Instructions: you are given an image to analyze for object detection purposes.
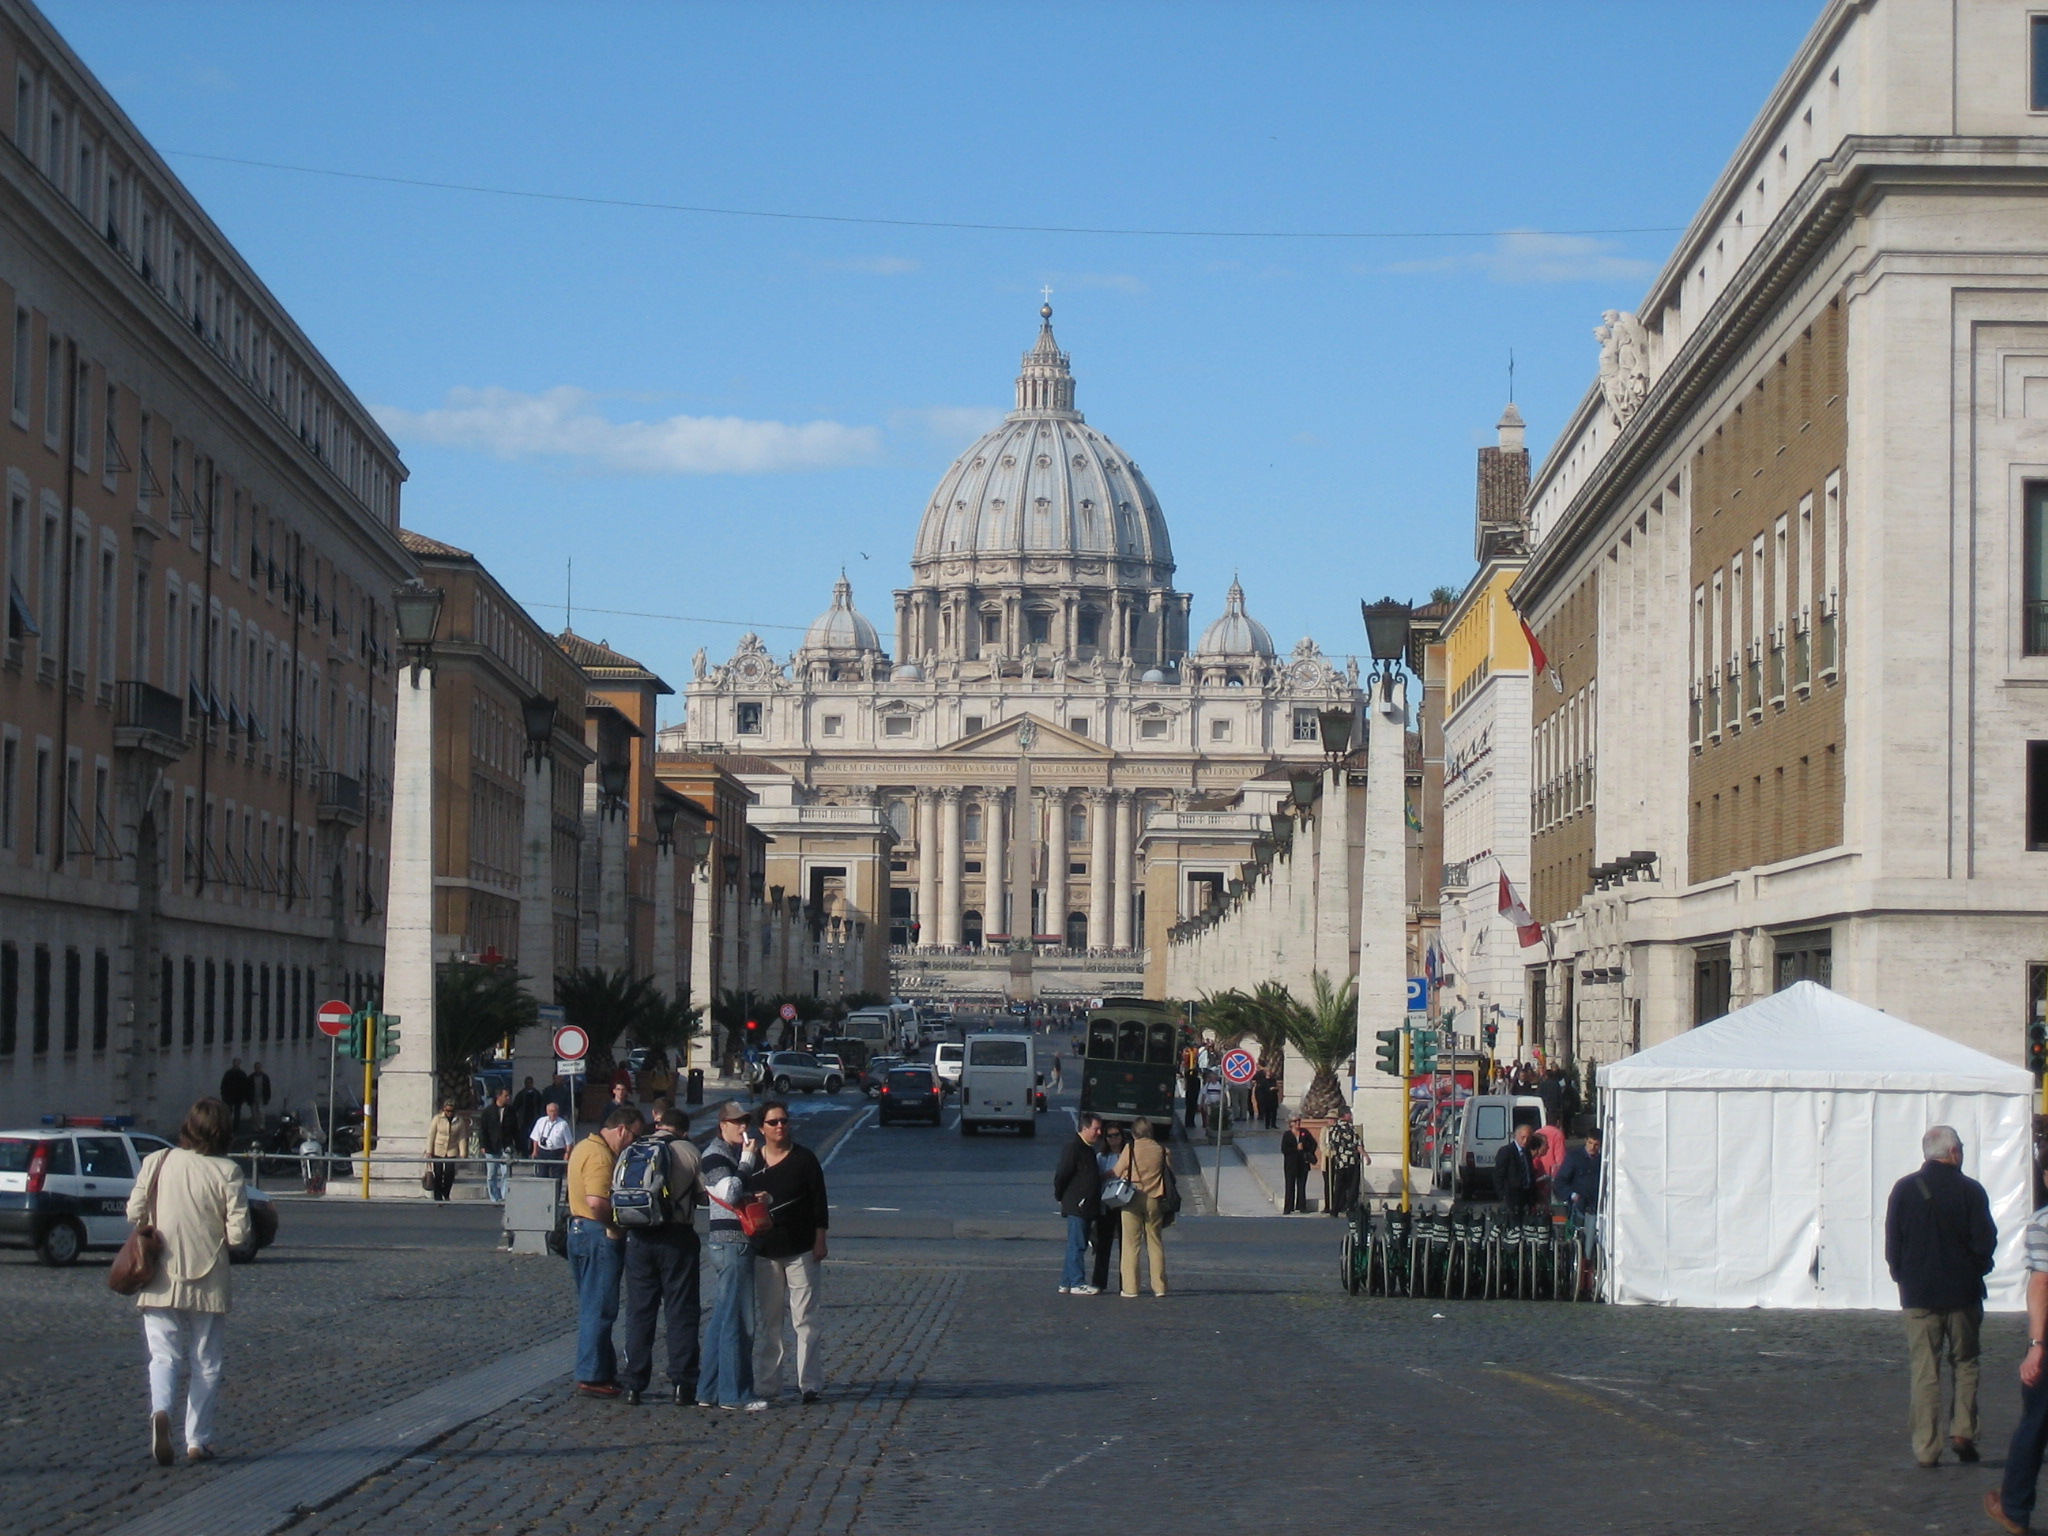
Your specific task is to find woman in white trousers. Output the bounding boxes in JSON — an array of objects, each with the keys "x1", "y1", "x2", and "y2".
[{"x1": 126, "y1": 1097, "x2": 251, "y2": 1465}]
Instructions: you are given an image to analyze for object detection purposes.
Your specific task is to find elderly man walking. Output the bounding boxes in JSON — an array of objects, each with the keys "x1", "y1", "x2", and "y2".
[{"x1": 1884, "y1": 1124, "x2": 1994, "y2": 1469}]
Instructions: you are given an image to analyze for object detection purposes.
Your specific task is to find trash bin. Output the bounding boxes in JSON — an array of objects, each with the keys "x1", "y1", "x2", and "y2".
[{"x1": 685, "y1": 1068, "x2": 705, "y2": 1106}]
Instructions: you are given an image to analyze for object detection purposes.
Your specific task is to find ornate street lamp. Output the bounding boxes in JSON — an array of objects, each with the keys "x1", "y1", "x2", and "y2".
[
  {"x1": 652, "y1": 797, "x2": 680, "y2": 853},
  {"x1": 1360, "y1": 596, "x2": 1414, "y2": 703},
  {"x1": 521, "y1": 693, "x2": 557, "y2": 767},
  {"x1": 392, "y1": 580, "x2": 445, "y2": 685},
  {"x1": 1317, "y1": 706, "x2": 1355, "y2": 760},
  {"x1": 1288, "y1": 771, "x2": 1321, "y2": 812},
  {"x1": 598, "y1": 758, "x2": 630, "y2": 818}
]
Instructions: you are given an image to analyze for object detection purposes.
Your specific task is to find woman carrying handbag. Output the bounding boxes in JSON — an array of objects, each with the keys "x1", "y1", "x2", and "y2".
[{"x1": 121, "y1": 1098, "x2": 251, "y2": 1466}]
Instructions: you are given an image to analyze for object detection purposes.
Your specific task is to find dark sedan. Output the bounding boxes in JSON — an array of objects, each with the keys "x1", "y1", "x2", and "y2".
[{"x1": 877, "y1": 1067, "x2": 944, "y2": 1125}]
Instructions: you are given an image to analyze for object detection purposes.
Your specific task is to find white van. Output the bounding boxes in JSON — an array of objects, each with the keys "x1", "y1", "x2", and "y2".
[
  {"x1": 1435, "y1": 1094, "x2": 1546, "y2": 1199},
  {"x1": 932, "y1": 1041, "x2": 965, "y2": 1090},
  {"x1": 959, "y1": 1034, "x2": 1036, "y2": 1136}
]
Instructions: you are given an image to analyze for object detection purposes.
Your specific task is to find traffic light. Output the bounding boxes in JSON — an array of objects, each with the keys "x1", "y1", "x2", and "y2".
[
  {"x1": 1483, "y1": 1020, "x2": 1500, "y2": 1054},
  {"x1": 2028, "y1": 1018, "x2": 2047, "y2": 1075},
  {"x1": 376, "y1": 1013, "x2": 402, "y2": 1062},
  {"x1": 1411, "y1": 1029, "x2": 1439, "y2": 1074},
  {"x1": 1374, "y1": 1027, "x2": 1403, "y2": 1078},
  {"x1": 338, "y1": 1010, "x2": 366, "y2": 1061}
]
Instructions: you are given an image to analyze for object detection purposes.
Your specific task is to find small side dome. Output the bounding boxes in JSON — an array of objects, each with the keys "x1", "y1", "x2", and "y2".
[
  {"x1": 1139, "y1": 666, "x2": 1168, "y2": 684},
  {"x1": 1195, "y1": 578, "x2": 1275, "y2": 657},
  {"x1": 802, "y1": 572, "x2": 882, "y2": 653},
  {"x1": 892, "y1": 661, "x2": 923, "y2": 681}
]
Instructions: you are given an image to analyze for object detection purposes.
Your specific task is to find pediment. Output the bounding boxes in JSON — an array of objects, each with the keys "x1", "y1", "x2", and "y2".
[{"x1": 939, "y1": 711, "x2": 1113, "y2": 759}]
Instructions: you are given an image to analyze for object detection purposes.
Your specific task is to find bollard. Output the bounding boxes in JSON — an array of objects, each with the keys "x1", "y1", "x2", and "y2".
[{"x1": 685, "y1": 1067, "x2": 704, "y2": 1106}]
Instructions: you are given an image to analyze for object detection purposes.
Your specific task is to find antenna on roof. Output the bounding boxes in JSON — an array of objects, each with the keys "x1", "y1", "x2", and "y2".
[
  {"x1": 565, "y1": 557, "x2": 573, "y2": 630},
  {"x1": 1507, "y1": 347, "x2": 1515, "y2": 404}
]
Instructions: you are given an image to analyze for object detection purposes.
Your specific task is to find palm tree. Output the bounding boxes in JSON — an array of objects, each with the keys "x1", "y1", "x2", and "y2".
[
  {"x1": 633, "y1": 990, "x2": 704, "y2": 1058},
  {"x1": 1281, "y1": 971, "x2": 1359, "y2": 1120},
  {"x1": 553, "y1": 967, "x2": 662, "y2": 1077},
  {"x1": 1200, "y1": 985, "x2": 1289, "y2": 1079},
  {"x1": 710, "y1": 988, "x2": 768, "y2": 1073},
  {"x1": 434, "y1": 961, "x2": 538, "y2": 1107}
]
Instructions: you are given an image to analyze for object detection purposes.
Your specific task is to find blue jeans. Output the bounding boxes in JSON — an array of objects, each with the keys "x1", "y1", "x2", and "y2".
[
  {"x1": 1062, "y1": 1215, "x2": 1091, "y2": 1288},
  {"x1": 484, "y1": 1153, "x2": 509, "y2": 1203},
  {"x1": 2002, "y1": 1366, "x2": 2048, "y2": 1529},
  {"x1": 567, "y1": 1219, "x2": 624, "y2": 1385},
  {"x1": 696, "y1": 1235, "x2": 757, "y2": 1406}
]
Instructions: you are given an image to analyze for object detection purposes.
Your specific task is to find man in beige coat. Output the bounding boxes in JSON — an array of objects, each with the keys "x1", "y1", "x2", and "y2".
[{"x1": 126, "y1": 1098, "x2": 251, "y2": 1465}]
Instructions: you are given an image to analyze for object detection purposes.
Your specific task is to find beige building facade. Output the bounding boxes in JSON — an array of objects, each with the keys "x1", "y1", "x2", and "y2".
[{"x1": 1512, "y1": 0, "x2": 2048, "y2": 1073}]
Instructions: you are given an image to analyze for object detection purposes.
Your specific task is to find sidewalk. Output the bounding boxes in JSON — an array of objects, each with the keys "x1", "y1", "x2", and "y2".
[{"x1": 1183, "y1": 1124, "x2": 1412, "y2": 1218}]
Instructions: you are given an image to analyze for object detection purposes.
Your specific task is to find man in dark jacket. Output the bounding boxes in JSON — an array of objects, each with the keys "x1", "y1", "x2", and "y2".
[
  {"x1": 1494, "y1": 1122, "x2": 1538, "y2": 1212},
  {"x1": 1884, "y1": 1124, "x2": 1996, "y2": 1468},
  {"x1": 1280, "y1": 1118, "x2": 1318, "y2": 1215},
  {"x1": 1553, "y1": 1128, "x2": 1602, "y2": 1210},
  {"x1": 479, "y1": 1089, "x2": 516, "y2": 1204},
  {"x1": 1054, "y1": 1114, "x2": 1103, "y2": 1294}
]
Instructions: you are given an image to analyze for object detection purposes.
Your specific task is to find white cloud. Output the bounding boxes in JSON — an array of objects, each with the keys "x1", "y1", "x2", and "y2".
[
  {"x1": 890, "y1": 405, "x2": 1008, "y2": 444},
  {"x1": 374, "y1": 386, "x2": 881, "y2": 475},
  {"x1": 1037, "y1": 271, "x2": 1149, "y2": 296},
  {"x1": 1376, "y1": 229, "x2": 1655, "y2": 286},
  {"x1": 809, "y1": 255, "x2": 922, "y2": 275}
]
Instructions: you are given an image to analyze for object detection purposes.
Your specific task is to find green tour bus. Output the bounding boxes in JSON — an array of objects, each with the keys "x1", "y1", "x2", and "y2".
[{"x1": 1079, "y1": 998, "x2": 1181, "y2": 1123}]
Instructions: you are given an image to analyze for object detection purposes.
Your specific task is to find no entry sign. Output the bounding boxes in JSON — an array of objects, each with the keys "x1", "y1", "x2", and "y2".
[
  {"x1": 553, "y1": 1024, "x2": 590, "y2": 1061},
  {"x1": 1221, "y1": 1048, "x2": 1257, "y2": 1085},
  {"x1": 316, "y1": 999, "x2": 353, "y2": 1039}
]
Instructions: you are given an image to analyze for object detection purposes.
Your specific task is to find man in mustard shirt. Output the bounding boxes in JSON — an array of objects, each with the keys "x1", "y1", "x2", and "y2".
[{"x1": 567, "y1": 1106, "x2": 644, "y2": 1397}]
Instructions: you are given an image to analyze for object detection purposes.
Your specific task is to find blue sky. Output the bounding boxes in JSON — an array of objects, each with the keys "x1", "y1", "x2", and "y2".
[{"x1": 45, "y1": 0, "x2": 1821, "y2": 727}]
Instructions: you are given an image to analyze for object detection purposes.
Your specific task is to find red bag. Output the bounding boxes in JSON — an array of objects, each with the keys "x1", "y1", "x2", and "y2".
[
  {"x1": 707, "y1": 1190, "x2": 773, "y2": 1238},
  {"x1": 108, "y1": 1150, "x2": 168, "y2": 1296}
]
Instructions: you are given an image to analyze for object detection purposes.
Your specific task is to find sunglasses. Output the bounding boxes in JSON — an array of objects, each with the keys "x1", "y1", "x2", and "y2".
[{"x1": 762, "y1": 1117, "x2": 791, "y2": 1127}]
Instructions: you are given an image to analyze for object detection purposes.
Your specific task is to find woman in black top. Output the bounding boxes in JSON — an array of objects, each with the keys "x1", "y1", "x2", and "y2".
[{"x1": 751, "y1": 1101, "x2": 831, "y2": 1403}]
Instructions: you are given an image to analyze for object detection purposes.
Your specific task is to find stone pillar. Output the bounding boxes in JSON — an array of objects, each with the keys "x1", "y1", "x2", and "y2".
[
  {"x1": 1087, "y1": 787, "x2": 1111, "y2": 952},
  {"x1": 1112, "y1": 789, "x2": 1136, "y2": 951},
  {"x1": 940, "y1": 786, "x2": 964, "y2": 947},
  {"x1": 915, "y1": 789, "x2": 939, "y2": 950},
  {"x1": 689, "y1": 854, "x2": 714, "y2": 1067},
  {"x1": 1355, "y1": 678, "x2": 1409, "y2": 1158},
  {"x1": 1312, "y1": 760, "x2": 1353, "y2": 982},
  {"x1": 378, "y1": 669, "x2": 437, "y2": 1192},
  {"x1": 652, "y1": 841, "x2": 677, "y2": 998},
  {"x1": 984, "y1": 788, "x2": 1007, "y2": 937},
  {"x1": 515, "y1": 751, "x2": 556, "y2": 1088},
  {"x1": 597, "y1": 796, "x2": 629, "y2": 974},
  {"x1": 1044, "y1": 788, "x2": 1068, "y2": 946}
]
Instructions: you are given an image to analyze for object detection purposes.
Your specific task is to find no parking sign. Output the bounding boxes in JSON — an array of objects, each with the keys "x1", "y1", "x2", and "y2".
[{"x1": 1221, "y1": 1048, "x2": 1257, "y2": 1085}]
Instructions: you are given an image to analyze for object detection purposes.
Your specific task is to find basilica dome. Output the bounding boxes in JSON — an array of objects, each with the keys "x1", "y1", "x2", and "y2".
[
  {"x1": 802, "y1": 573, "x2": 882, "y2": 653},
  {"x1": 910, "y1": 306, "x2": 1174, "y2": 589},
  {"x1": 1195, "y1": 579, "x2": 1275, "y2": 657}
]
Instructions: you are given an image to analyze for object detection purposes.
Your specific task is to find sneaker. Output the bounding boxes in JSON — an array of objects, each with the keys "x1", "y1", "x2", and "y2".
[
  {"x1": 740, "y1": 1399, "x2": 770, "y2": 1413},
  {"x1": 185, "y1": 1445, "x2": 215, "y2": 1463},
  {"x1": 1120, "y1": 1291, "x2": 1140, "y2": 1298},
  {"x1": 1070, "y1": 1284, "x2": 1100, "y2": 1296},
  {"x1": 149, "y1": 1410, "x2": 173, "y2": 1467},
  {"x1": 1056, "y1": 1285, "x2": 1070, "y2": 1293}
]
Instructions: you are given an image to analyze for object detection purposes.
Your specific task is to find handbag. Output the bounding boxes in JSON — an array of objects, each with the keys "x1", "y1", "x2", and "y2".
[
  {"x1": 1099, "y1": 1176, "x2": 1136, "y2": 1211},
  {"x1": 421, "y1": 1168, "x2": 435, "y2": 1191},
  {"x1": 108, "y1": 1149, "x2": 169, "y2": 1296},
  {"x1": 1157, "y1": 1161, "x2": 1183, "y2": 1230},
  {"x1": 708, "y1": 1190, "x2": 774, "y2": 1239}
]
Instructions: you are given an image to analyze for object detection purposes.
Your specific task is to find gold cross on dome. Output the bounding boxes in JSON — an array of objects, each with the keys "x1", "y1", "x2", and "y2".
[{"x1": 1040, "y1": 285, "x2": 1054, "y2": 305}]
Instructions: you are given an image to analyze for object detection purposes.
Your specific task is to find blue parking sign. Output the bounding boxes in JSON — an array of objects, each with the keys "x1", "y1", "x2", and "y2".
[{"x1": 1406, "y1": 977, "x2": 1427, "y2": 1011}]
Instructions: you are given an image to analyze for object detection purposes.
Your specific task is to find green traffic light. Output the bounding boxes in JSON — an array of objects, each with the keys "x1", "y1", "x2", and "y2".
[{"x1": 1373, "y1": 1027, "x2": 1402, "y2": 1078}]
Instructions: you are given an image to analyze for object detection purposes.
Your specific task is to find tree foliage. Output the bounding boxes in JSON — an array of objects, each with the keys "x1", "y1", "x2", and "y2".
[
  {"x1": 554, "y1": 968, "x2": 666, "y2": 1075},
  {"x1": 1281, "y1": 971, "x2": 1361, "y2": 1120},
  {"x1": 434, "y1": 961, "x2": 538, "y2": 1106}
]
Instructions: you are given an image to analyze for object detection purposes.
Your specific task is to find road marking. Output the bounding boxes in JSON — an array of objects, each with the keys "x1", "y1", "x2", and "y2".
[
  {"x1": 1486, "y1": 1369, "x2": 1702, "y2": 1454},
  {"x1": 1031, "y1": 1435, "x2": 1124, "y2": 1489},
  {"x1": 821, "y1": 1105, "x2": 876, "y2": 1168}
]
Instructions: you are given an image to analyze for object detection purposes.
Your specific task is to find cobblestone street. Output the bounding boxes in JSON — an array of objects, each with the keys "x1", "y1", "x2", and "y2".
[{"x1": 2, "y1": 1193, "x2": 2039, "y2": 1536}]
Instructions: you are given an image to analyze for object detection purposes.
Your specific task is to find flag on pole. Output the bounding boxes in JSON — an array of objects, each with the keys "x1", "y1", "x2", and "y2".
[
  {"x1": 1517, "y1": 612, "x2": 1565, "y2": 695},
  {"x1": 1497, "y1": 869, "x2": 1545, "y2": 948}
]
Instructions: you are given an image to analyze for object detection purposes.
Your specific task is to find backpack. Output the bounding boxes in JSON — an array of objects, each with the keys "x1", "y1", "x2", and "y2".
[
  {"x1": 610, "y1": 1135, "x2": 674, "y2": 1228},
  {"x1": 1157, "y1": 1159, "x2": 1182, "y2": 1229}
]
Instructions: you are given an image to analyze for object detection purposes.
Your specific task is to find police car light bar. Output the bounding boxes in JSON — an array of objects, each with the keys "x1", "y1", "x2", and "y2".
[{"x1": 39, "y1": 1113, "x2": 138, "y2": 1128}]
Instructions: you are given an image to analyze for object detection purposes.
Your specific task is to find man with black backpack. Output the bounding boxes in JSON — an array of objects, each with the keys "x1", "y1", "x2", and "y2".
[{"x1": 613, "y1": 1107, "x2": 705, "y2": 1407}]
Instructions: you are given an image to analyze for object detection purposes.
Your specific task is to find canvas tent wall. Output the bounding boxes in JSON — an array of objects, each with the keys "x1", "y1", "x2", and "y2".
[{"x1": 1601, "y1": 981, "x2": 2033, "y2": 1310}]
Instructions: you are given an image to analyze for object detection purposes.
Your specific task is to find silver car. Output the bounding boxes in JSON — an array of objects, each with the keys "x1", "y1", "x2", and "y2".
[{"x1": 763, "y1": 1051, "x2": 844, "y2": 1095}]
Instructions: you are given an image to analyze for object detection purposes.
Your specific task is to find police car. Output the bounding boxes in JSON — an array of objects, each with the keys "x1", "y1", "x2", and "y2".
[{"x1": 0, "y1": 1116, "x2": 278, "y2": 1267}]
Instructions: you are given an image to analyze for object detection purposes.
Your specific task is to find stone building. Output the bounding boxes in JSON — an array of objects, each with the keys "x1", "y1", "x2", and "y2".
[
  {"x1": 1511, "y1": 0, "x2": 2048, "y2": 1073},
  {"x1": 676, "y1": 305, "x2": 1359, "y2": 1001},
  {"x1": 1436, "y1": 406, "x2": 1537, "y2": 1054},
  {"x1": 0, "y1": 3, "x2": 411, "y2": 1128}
]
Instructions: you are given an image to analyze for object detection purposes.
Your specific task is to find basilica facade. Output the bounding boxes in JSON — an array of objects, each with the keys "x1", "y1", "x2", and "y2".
[{"x1": 672, "y1": 307, "x2": 1361, "y2": 998}]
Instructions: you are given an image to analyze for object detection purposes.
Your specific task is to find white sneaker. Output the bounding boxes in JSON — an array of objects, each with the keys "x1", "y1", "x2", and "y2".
[
  {"x1": 740, "y1": 1399, "x2": 770, "y2": 1412},
  {"x1": 1070, "y1": 1284, "x2": 1100, "y2": 1296},
  {"x1": 1056, "y1": 1285, "x2": 1071, "y2": 1293}
]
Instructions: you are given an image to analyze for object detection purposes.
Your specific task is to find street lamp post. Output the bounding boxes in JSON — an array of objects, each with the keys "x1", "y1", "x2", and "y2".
[
  {"x1": 1355, "y1": 596, "x2": 1412, "y2": 1181},
  {"x1": 380, "y1": 579, "x2": 445, "y2": 1196},
  {"x1": 515, "y1": 693, "x2": 560, "y2": 1095}
]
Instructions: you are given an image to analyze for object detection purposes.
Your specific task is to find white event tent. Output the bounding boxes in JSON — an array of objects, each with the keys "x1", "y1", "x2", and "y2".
[{"x1": 1602, "y1": 981, "x2": 2033, "y2": 1310}]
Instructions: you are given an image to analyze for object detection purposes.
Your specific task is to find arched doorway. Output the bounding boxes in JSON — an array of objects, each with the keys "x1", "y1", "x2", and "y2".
[
  {"x1": 1065, "y1": 911, "x2": 1087, "y2": 950},
  {"x1": 963, "y1": 910, "x2": 983, "y2": 948}
]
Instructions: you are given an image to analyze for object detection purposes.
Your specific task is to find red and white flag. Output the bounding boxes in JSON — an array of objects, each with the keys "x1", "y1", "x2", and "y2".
[
  {"x1": 1518, "y1": 612, "x2": 1565, "y2": 695},
  {"x1": 1497, "y1": 869, "x2": 1545, "y2": 949}
]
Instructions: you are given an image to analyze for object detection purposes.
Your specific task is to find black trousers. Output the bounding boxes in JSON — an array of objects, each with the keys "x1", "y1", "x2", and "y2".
[
  {"x1": 1283, "y1": 1163, "x2": 1309, "y2": 1213},
  {"x1": 429, "y1": 1163, "x2": 456, "y2": 1200},
  {"x1": 1089, "y1": 1210, "x2": 1119, "y2": 1291},
  {"x1": 1329, "y1": 1164, "x2": 1360, "y2": 1215},
  {"x1": 619, "y1": 1225, "x2": 702, "y2": 1392}
]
